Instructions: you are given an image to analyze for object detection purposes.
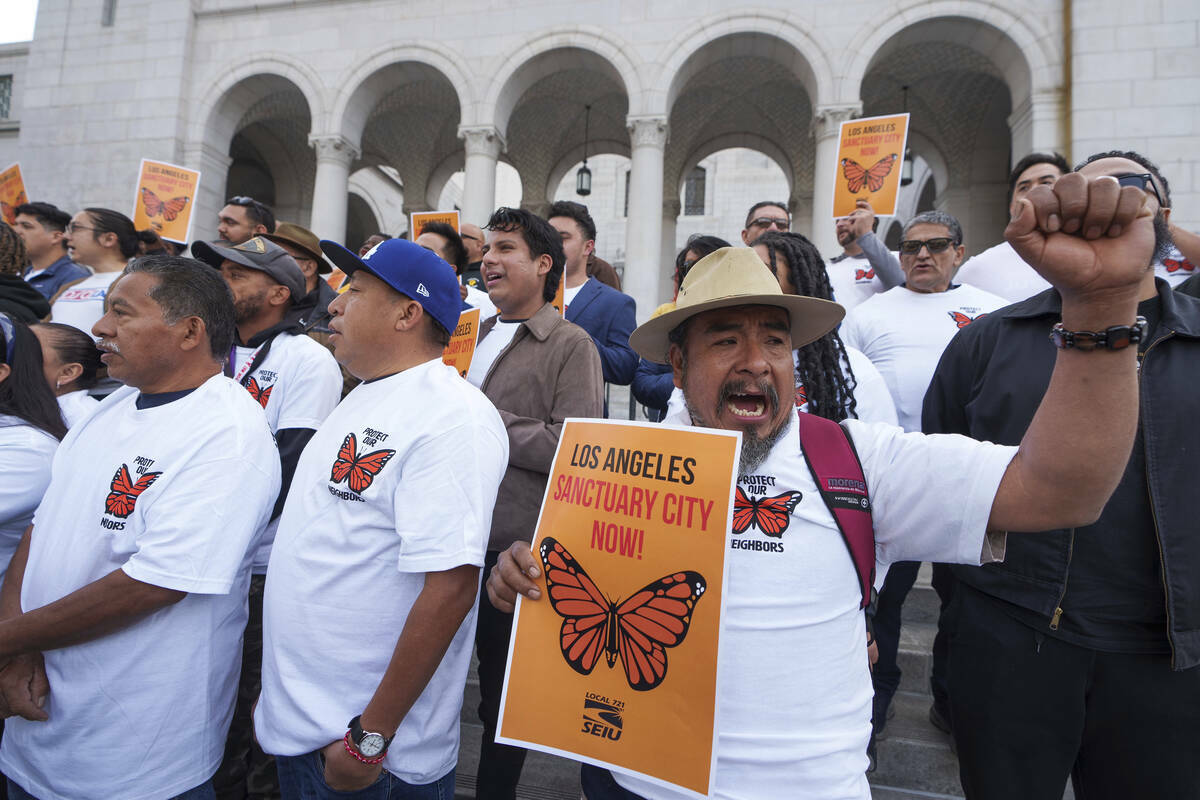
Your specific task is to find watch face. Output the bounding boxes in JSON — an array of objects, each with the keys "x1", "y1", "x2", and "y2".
[{"x1": 358, "y1": 732, "x2": 386, "y2": 758}]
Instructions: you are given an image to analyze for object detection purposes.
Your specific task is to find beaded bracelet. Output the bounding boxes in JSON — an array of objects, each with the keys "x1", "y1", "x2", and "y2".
[{"x1": 343, "y1": 731, "x2": 386, "y2": 765}]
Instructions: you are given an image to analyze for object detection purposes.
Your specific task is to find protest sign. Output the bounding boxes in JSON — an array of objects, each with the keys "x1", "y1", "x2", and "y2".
[
  {"x1": 410, "y1": 209, "x2": 460, "y2": 237},
  {"x1": 131, "y1": 158, "x2": 201, "y2": 244},
  {"x1": 831, "y1": 113, "x2": 909, "y2": 218},
  {"x1": 498, "y1": 419, "x2": 740, "y2": 796},
  {"x1": 552, "y1": 277, "x2": 565, "y2": 317},
  {"x1": 442, "y1": 306, "x2": 480, "y2": 377},
  {"x1": 0, "y1": 163, "x2": 28, "y2": 225}
]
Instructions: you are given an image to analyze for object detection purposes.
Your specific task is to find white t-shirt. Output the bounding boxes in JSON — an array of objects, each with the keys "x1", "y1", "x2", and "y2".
[
  {"x1": 466, "y1": 318, "x2": 522, "y2": 388},
  {"x1": 256, "y1": 358, "x2": 508, "y2": 784},
  {"x1": 0, "y1": 418, "x2": 57, "y2": 581},
  {"x1": 465, "y1": 284, "x2": 497, "y2": 320},
  {"x1": 1154, "y1": 243, "x2": 1197, "y2": 287},
  {"x1": 49, "y1": 270, "x2": 123, "y2": 339},
  {"x1": 231, "y1": 331, "x2": 343, "y2": 571},
  {"x1": 826, "y1": 254, "x2": 889, "y2": 313},
  {"x1": 841, "y1": 285, "x2": 1007, "y2": 432},
  {"x1": 0, "y1": 376, "x2": 280, "y2": 800},
  {"x1": 954, "y1": 241, "x2": 1052, "y2": 303},
  {"x1": 57, "y1": 389, "x2": 99, "y2": 429},
  {"x1": 563, "y1": 282, "x2": 586, "y2": 314},
  {"x1": 619, "y1": 409, "x2": 1013, "y2": 800}
]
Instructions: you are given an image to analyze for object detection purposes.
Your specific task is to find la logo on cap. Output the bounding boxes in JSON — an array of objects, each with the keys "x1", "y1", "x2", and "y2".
[
  {"x1": 236, "y1": 238, "x2": 268, "y2": 254},
  {"x1": 417, "y1": 283, "x2": 430, "y2": 298}
]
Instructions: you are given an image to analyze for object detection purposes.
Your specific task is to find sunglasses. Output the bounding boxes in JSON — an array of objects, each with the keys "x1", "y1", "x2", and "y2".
[
  {"x1": 0, "y1": 313, "x2": 15, "y2": 366},
  {"x1": 1115, "y1": 173, "x2": 1165, "y2": 208},
  {"x1": 748, "y1": 217, "x2": 790, "y2": 231},
  {"x1": 226, "y1": 196, "x2": 269, "y2": 212},
  {"x1": 899, "y1": 237, "x2": 956, "y2": 255}
]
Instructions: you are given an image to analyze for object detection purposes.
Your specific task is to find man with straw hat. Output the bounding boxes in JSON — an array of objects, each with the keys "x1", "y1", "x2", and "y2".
[{"x1": 486, "y1": 173, "x2": 1157, "y2": 799}]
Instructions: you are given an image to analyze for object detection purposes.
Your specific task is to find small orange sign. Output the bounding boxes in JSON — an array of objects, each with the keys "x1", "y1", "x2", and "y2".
[
  {"x1": 831, "y1": 113, "x2": 910, "y2": 218},
  {"x1": 442, "y1": 306, "x2": 480, "y2": 378},
  {"x1": 497, "y1": 419, "x2": 740, "y2": 796},
  {"x1": 0, "y1": 163, "x2": 28, "y2": 225},
  {"x1": 131, "y1": 158, "x2": 201, "y2": 244},
  {"x1": 410, "y1": 210, "x2": 460, "y2": 238},
  {"x1": 552, "y1": 277, "x2": 565, "y2": 317}
]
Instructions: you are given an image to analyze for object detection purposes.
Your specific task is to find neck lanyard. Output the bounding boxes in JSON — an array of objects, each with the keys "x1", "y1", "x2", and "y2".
[{"x1": 226, "y1": 342, "x2": 266, "y2": 385}]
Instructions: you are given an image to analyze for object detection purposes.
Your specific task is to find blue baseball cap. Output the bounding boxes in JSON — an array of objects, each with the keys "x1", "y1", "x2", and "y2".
[{"x1": 320, "y1": 238, "x2": 462, "y2": 335}]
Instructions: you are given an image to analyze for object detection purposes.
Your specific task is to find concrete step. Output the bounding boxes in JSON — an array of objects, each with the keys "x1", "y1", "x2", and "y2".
[
  {"x1": 869, "y1": 692, "x2": 962, "y2": 796},
  {"x1": 455, "y1": 719, "x2": 581, "y2": 800}
]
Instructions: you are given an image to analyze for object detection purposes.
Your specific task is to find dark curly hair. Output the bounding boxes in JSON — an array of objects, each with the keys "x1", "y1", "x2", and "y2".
[{"x1": 751, "y1": 231, "x2": 858, "y2": 422}]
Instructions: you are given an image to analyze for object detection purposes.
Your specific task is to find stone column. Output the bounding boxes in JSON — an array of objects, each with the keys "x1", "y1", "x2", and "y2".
[
  {"x1": 660, "y1": 198, "x2": 681, "y2": 303},
  {"x1": 624, "y1": 116, "x2": 669, "y2": 324},
  {"x1": 810, "y1": 105, "x2": 861, "y2": 258},
  {"x1": 459, "y1": 126, "x2": 505, "y2": 226},
  {"x1": 183, "y1": 142, "x2": 232, "y2": 242},
  {"x1": 1008, "y1": 90, "x2": 1065, "y2": 164},
  {"x1": 308, "y1": 134, "x2": 360, "y2": 245}
]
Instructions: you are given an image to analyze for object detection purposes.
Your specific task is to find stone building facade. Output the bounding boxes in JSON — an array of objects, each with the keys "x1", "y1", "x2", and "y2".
[{"x1": 0, "y1": 0, "x2": 1196, "y2": 320}]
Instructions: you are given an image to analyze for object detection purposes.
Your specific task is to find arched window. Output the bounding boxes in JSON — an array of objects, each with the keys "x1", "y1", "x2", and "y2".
[{"x1": 683, "y1": 166, "x2": 706, "y2": 216}]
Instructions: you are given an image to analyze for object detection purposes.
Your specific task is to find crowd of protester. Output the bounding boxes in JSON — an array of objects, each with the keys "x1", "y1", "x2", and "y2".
[{"x1": 0, "y1": 146, "x2": 1195, "y2": 800}]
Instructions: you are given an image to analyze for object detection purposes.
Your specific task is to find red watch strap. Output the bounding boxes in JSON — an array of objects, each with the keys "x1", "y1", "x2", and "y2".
[{"x1": 343, "y1": 731, "x2": 386, "y2": 765}]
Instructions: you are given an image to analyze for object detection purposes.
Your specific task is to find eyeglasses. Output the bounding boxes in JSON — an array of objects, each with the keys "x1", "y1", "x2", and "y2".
[
  {"x1": 65, "y1": 222, "x2": 97, "y2": 235},
  {"x1": 0, "y1": 313, "x2": 15, "y2": 366},
  {"x1": 748, "y1": 217, "x2": 790, "y2": 231},
  {"x1": 1115, "y1": 173, "x2": 1165, "y2": 208},
  {"x1": 899, "y1": 237, "x2": 956, "y2": 256}
]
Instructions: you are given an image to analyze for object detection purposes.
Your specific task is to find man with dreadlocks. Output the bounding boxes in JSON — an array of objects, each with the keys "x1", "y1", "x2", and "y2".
[{"x1": 750, "y1": 231, "x2": 896, "y2": 426}]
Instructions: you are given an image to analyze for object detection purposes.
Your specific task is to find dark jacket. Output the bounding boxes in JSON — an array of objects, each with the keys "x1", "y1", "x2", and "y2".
[
  {"x1": 565, "y1": 277, "x2": 638, "y2": 385},
  {"x1": 25, "y1": 255, "x2": 90, "y2": 300},
  {"x1": 632, "y1": 358, "x2": 673, "y2": 421},
  {"x1": 478, "y1": 303, "x2": 604, "y2": 552},
  {"x1": 923, "y1": 280, "x2": 1200, "y2": 669},
  {"x1": 285, "y1": 280, "x2": 357, "y2": 397},
  {"x1": 0, "y1": 274, "x2": 51, "y2": 322}
]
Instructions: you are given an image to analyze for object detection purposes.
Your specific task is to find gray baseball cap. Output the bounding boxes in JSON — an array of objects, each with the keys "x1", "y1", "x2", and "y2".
[{"x1": 191, "y1": 236, "x2": 307, "y2": 302}]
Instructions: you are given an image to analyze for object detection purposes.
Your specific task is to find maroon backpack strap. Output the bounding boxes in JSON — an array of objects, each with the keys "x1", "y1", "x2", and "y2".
[{"x1": 796, "y1": 411, "x2": 876, "y2": 609}]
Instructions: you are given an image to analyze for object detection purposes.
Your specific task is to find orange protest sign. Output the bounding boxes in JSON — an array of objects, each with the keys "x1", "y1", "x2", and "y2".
[
  {"x1": 442, "y1": 306, "x2": 480, "y2": 378},
  {"x1": 498, "y1": 419, "x2": 740, "y2": 796},
  {"x1": 831, "y1": 113, "x2": 910, "y2": 218},
  {"x1": 552, "y1": 277, "x2": 565, "y2": 317},
  {"x1": 131, "y1": 158, "x2": 201, "y2": 244},
  {"x1": 0, "y1": 163, "x2": 28, "y2": 225},
  {"x1": 410, "y1": 210, "x2": 460, "y2": 237}
]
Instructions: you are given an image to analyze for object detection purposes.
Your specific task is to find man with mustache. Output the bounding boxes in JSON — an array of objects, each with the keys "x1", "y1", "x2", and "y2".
[
  {"x1": 924, "y1": 150, "x2": 1200, "y2": 800},
  {"x1": 488, "y1": 171, "x2": 1156, "y2": 800}
]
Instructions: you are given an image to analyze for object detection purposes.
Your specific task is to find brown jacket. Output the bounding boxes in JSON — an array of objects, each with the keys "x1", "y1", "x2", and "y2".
[{"x1": 478, "y1": 302, "x2": 603, "y2": 551}]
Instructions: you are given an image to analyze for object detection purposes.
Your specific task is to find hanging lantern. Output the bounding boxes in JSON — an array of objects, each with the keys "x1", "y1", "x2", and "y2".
[{"x1": 576, "y1": 104, "x2": 593, "y2": 197}]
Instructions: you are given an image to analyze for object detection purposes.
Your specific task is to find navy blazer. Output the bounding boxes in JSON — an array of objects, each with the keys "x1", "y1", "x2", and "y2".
[{"x1": 565, "y1": 277, "x2": 638, "y2": 385}]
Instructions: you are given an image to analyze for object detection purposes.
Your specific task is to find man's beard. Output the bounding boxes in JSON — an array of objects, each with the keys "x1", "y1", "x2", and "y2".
[
  {"x1": 685, "y1": 377, "x2": 789, "y2": 474},
  {"x1": 233, "y1": 290, "x2": 268, "y2": 327},
  {"x1": 1153, "y1": 209, "x2": 1172, "y2": 262}
]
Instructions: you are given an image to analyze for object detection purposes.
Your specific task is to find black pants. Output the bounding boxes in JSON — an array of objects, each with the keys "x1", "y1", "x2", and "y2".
[
  {"x1": 214, "y1": 574, "x2": 279, "y2": 800},
  {"x1": 870, "y1": 560, "x2": 919, "y2": 711},
  {"x1": 948, "y1": 584, "x2": 1200, "y2": 800},
  {"x1": 474, "y1": 550, "x2": 528, "y2": 800}
]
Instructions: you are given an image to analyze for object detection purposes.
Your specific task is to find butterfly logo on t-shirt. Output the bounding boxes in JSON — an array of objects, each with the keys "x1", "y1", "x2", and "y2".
[
  {"x1": 330, "y1": 432, "x2": 396, "y2": 494},
  {"x1": 105, "y1": 463, "x2": 162, "y2": 518},
  {"x1": 245, "y1": 376, "x2": 274, "y2": 409},
  {"x1": 795, "y1": 384, "x2": 809, "y2": 408},
  {"x1": 1164, "y1": 257, "x2": 1195, "y2": 273},
  {"x1": 732, "y1": 487, "x2": 803, "y2": 538},
  {"x1": 855, "y1": 268, "x2": 876, "y2": 281},
  {"x1": 948, "y1": 311, "x2": 987, "y2": 329},
  {"x1": 539, "y1": 536, "x2": 706, "y2": 691}
]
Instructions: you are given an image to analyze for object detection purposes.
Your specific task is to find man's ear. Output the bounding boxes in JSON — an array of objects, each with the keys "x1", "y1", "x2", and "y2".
[
  {"x1": 392, "y1": 298, "x2": 424, "y2": 333},
  {"x1": 952, "y1": 245, "x2": 966, "y2": 268},
  {"x1": 269, "y1": 284, "x2": 291, "y2": 309},
  {"x1": 668, "y1": 344, "x2": 685, "y2": 389},
  {"x1": 97, "y1": 231, "x2": 119, "y2": 251},
  {"x1": 176, "y1": 316, "x2": 207, "y2": 353},
  {"x1": 535, "y1": 252, "x2": 553, "y2": 278},
  {"x1": 253, "y1": 224, "x2": 269, "y2": 236},
  {"x1": 584, "y1": 239, "x2": 596, "y2": 258}
]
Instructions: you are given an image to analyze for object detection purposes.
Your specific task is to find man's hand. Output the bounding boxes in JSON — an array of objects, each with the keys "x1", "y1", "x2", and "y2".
[
  {"x1": 1007, "y1": 173, "x2": 1154, "y2": 300},
  {"x1": 485, "y1": 542, "x2": 542, "y2": 613},
  {"x1": 0, "y1": 653, "x2": 48, "y2": 721},
  {"x1": 321, "y1": 738, "x2": 382, "y2": 791},
  {"x1": 845, "y1": 199, "x2": 877, "y2": 241}
]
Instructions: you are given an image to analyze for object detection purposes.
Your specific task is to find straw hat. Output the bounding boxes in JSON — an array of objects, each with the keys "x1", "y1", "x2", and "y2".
[{"x1": 629, "y1": 247, "x2": 845, "y2": 364}]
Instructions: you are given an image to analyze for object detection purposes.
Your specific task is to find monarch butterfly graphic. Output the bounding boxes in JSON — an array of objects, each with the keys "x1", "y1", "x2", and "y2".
[
  {"x1": 539, "y1": 537, "x2": 706, "y2": 692},
  {"x1": 245, "y1": 376, "x2": 273, "y2": 409},
  {"x1": 841, "y1": 154, "x2": 898, "y2": 194},
  {"x1": 330, "y1": 432, "x2": 396, "y2": 494},
  {"x1": 1163, "y1": 257, "x2": 1195, "y2": 273},
  {"x1": 105, "y1": 463, "x2": 162, "y2": 518},
  {"x1": 855, "y1": 268, "x2": 876, "y2": 281},
  {"x1": 1, "y1": 191, "x2": 27, "y2": 225},
  {"x1": 140, "y1": 187, "x2": 189, "y2": 222},
  {"x1": 732, "y1": 486, "x2": 803, "y2": 537},
  {"x1": 948, "y1": 311, "x2": 986, "y2": 329},
  {"x1": 795, "y1": 384, "x2": 809, "y2": 408}
]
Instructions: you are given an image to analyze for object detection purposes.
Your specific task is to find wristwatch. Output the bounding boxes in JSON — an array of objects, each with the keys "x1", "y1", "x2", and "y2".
[
  {"x1": 347, "y1": 714, "x2": 393, "y2": 759},
  {"x1": 1049, "y1": 316, "x2": 1148, "y2": 351}
]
